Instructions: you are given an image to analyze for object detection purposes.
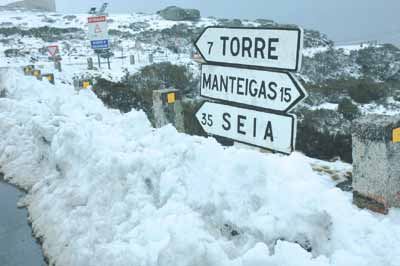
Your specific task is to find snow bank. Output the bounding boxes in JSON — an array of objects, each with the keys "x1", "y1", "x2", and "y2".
[{"x1": 0, "y1": 69, "x2": 399, "y2": 266}]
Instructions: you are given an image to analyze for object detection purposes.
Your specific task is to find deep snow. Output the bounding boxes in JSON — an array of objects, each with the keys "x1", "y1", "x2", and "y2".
[{"x1": 0, "y1": 69, "x2": 399, "y2": 266}]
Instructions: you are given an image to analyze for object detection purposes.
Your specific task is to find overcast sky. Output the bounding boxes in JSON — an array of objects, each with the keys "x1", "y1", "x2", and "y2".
[{"x1": 56, "y1": 0, "x2": 400, "y2": 45}]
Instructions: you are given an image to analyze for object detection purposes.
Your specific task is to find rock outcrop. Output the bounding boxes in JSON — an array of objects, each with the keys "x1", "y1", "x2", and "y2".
[
  {"x1": 157, "y1": 6, "x2": 200, "y2": 21},
  {"x1": 1, "y1": 0, "x2": 56, "y2": 12}
]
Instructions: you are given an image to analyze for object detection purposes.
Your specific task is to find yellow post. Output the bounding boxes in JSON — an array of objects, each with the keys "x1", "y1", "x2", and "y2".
[
  {"x1": 33, "y1": 70, "x2": 42, "y2": 80},
  {"x1": 42, "y1": 74, "x2": 55, "y2": 84},
  {"x1": 167, "y1": 92, "x2": 176, "y2": 104},
  {"x1": 23, "y1": 65, "x2": 34, "y2": 75},
  {"x1": 393, "y1": 128, "x2": 400, "y2": 143},
  {"x1": 82, "y1": 81, "x2": 90, "y2": 89}
]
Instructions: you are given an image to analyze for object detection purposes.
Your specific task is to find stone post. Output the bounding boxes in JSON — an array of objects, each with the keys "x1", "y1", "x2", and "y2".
[
  {"x1": 352, "y1": 114, "x2": 400, "y2": 214},
  {"x1": 54, "y1": 60, "x2": 62, "y2": 72},
  {"x1": 152, "y1": 88, "x2": 184, "y2": 132},
  {"x1": 87, "y1": 57, "x2": 94, "y2": 70},
  {"x1": 130, "y1": 55, "x2": 135, "y2": 65}
]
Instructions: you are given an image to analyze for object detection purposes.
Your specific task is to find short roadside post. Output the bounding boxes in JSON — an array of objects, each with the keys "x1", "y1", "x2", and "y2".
[
  {"x1": 153, "y1": 88, "x2": 184, "y2": 132},
  {"x1": 194, "y1": 26, "x2": 306, "y2": 154},
  {"x1": 352, "y1": 115, "x2": 400, "y2": 214},
  {"x1": 41, "y1": 73, "x2": 55, "y2": 84},
  {"x1": 87, "y1": 57, "x2": 94, "y2": 70},
  {"x1": 23, "y1": 65, "x2": 35, "y2": 75},
  {"x1": 48, "y1": 45, "x2": 62, "y2": 72},
  {"x1": 33, "y1": 69, "x2": 42, "y2": 80}
]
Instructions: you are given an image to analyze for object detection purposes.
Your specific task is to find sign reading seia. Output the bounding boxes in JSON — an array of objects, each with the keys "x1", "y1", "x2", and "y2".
[
  {"x1": 195, "y1": 26, "x2": 303, "y2": 71},
  {"x1": 196, "y1": 102, "x2": 296, "y2": 154}
]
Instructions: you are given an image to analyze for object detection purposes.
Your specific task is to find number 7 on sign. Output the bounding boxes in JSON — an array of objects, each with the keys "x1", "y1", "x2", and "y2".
[{"x1": 207, "y1": 42, "x2": 213, "y2": 54}]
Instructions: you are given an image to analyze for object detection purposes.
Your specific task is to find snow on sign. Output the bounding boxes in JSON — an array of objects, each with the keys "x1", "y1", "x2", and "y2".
[
  {"x1": 196, "y1": 101, "x2": 296, "y2": 154},
  {"x1": 88, "y1": 15, "x2": 109, "y2": 49},
  {"x1": 201, "y1": 64, "x2": 307, "y2": 112},
  {"x1": 195, "y1": 26, "x2": 303, "y2": 71}
]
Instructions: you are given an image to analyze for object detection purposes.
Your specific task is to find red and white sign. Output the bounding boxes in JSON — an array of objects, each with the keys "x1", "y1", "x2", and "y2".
[
  {"x1": 88, "y1": 16, "x2": 106, "y2": 23},
  {"x1": 48, "y1": 45, "x2": 59, "y2": 57},
  {"x1": 88, "y1": 15, "x2": 109, "y2": 41}
]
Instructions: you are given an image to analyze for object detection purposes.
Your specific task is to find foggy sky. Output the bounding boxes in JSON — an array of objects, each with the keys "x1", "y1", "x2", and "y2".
[{"x1": 56, "y1": 0, "x2": 400, "y2": 45}]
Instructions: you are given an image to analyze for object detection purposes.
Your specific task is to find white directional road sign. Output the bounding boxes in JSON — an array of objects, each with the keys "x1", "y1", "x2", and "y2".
[
  {"x1": 195, "y1": 26, "x2": 303, "y2": 71},
  {"x1": 196, "y1": 101, "x2": 296, "y2": 154},
  {"x1": 201, "y1": 64, "x2": 307, "y2": 112}
]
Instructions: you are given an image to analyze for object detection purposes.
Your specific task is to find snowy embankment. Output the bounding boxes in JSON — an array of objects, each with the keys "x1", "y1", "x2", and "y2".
[{"x1": 0, "y1": 69, "x2": 399, "y2": 266}]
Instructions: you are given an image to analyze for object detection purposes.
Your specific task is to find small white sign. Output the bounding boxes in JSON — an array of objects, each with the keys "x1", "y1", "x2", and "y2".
[
  {"x1": 88, "y1": 16, "x2": 109, "y2": 42},
  {"x1": 195, "y1": 26, "x2": 303, "y2": 71},
  {"x1": 196, "y1": 101, "x2": 296, "y2": 154},
  {"x1": 201, "y1": 64, "x2": 307, "y2": 112},
  {"x1": 47, "y1": 45, "x2": 59, "y2": 57}
]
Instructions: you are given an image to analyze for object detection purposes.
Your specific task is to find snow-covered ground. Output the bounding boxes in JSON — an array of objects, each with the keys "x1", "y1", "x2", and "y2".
[
  {"x1": 0, "y1": 69, "x2": 399, "y2": 266},
  {"x1": 0, "y1": 10, "x2": 205, "y2": 83}
]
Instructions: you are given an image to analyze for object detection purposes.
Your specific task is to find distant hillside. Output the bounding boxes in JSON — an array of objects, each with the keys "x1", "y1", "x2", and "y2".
[{"x1": 0, "y1": 0, "x2": 56, "y2": 12}]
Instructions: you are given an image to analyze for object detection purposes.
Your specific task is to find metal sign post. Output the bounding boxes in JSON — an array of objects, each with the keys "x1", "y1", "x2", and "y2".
[
  {"x1": 48, "y1": 45, "x2": 61, "y2": 72},
  {"x1": 88, "y1": 15, "x2": 111, "y2": 68}
]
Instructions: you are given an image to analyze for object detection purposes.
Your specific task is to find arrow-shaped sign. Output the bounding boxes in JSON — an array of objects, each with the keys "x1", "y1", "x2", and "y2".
[
  {"x1": 200, "y1": 64, "x2": 307, "y2": 112},
  {"x1": 195, "y1": 26, "x2": 303, "y2": 72},
  {"x1": 196, "y1": 101, "x2": 296, "y2": 154}
]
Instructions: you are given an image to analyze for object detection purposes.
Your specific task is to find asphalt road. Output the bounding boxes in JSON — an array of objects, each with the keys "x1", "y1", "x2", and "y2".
[{"x1": 0, "y1": 177, "x2": 46, "y2": 266}]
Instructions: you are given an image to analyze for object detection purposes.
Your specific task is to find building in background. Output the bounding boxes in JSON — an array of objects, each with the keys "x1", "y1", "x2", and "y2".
[{"x1": 0, "y1": 0, "x2": 56, "y2": 12}]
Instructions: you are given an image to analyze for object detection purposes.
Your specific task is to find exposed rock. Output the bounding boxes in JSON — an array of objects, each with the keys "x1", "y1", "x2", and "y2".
[
  {"x1": 336, "y1": 180, "x2": 353, "y2": 192},
  {"x1": 63, "y1": 15, "x2": 76, "y2": 21},
  {"x1": 353, "y1": 191, "x2": 388, "y2": 214},
  {"x1": 1, "y1": 0, "x2": 56, "y2": 12},
  {"x1": 255, "y1": 18, "x2": 275, "y2": 26},
  {"x1": 304, "y1": 29, "x2": 334, "y2": 48},
  {"x1": 129, "y1": 21, "x2": 150, "y2": 31},
  {"x1": 157, "y1": 6, "x2": 200, "y2": 21},
  {"x1": 217, "y1": 18, "x2": 243, "y2": 27}
]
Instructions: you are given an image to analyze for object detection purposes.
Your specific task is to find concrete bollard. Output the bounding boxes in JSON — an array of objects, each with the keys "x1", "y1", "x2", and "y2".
[
  {"x1": 352, "y1": 114, "x2": 400, "y2": 214},
  {"x1": 23, "y1": 65, "x2": 35, "y2": 75},
  {"x1": 33, "y1": 69, "x2": 42, "y2": 80},
  {"x1": 87, "y1": 57, "x2": 94, "y2": 70},
  {"x1": 152, "y1": 88, "x2": 184, "y2": 132},
  {"x1": 130, "y1": 55, "x2": 135, "y2": 65},
  {"x1": 149, "y1": 53, "x2": 154, "y2": 64},
  {"x1": 54, "y1": 60, "x2": 62, "y2": 72},
  {"x1": 41, "y1": 73, "x2": 55, "y2": 84}
]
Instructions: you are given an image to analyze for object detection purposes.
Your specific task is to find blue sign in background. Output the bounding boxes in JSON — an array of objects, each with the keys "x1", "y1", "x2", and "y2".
[{"x1": 91, "y1": 40, "x2": 109, "y2": 49}]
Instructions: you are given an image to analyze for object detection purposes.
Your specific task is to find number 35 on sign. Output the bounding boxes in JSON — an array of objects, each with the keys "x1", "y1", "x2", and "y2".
[{"x1": 196, "y1": 102, "x2": 296, "y2": 154}]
